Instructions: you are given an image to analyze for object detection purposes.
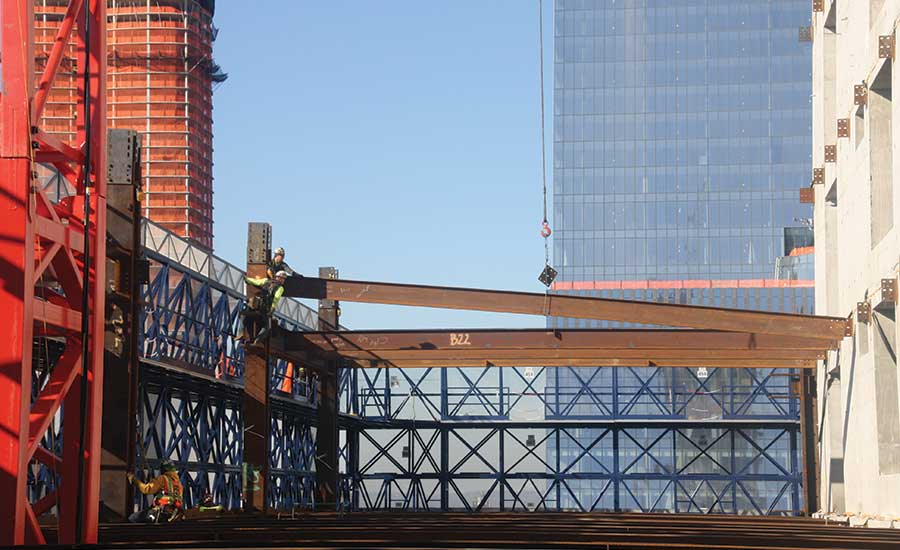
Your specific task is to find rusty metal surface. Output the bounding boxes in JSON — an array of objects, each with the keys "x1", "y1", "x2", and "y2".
[
  {"x1": 857, "y1": 301, "x2": 871, "y2": 324},
  {"x1": 837, "y1": 118, "x2": 849, "y2": 137},
  {"x1": 813, "y1": 167, "x2": 825, "y2": 185},
  {"x1": 315, "y1": 266, "x2": 340, "y2": 508},
  {"x1": 855, "y1": 84, "x2": 868, "y2": 106},
  {"x1": 341, "y1": 358, "x2": 816, "y2": 369},
  {"x1": 800, "y1": 187, "x2": 814, "y2": 204},
  {"x1": 323, "y1": 348, "x2": 824, "y2": 361},
  {"x1": 284, "y1": 278, "x2": 849, "y2": 342},
  {"x1": 82, "y1": 513, "x2": 900, "y2": 549},
  {"x1": 280, "y1": 328, "x2": 834, "y2": 370},
  {"x1": 879, "y1": 34, "x2": 895, "y2": 59},
  {"x1": 289, "y1": 329, "x2": 834, "y2": 352},
  {"x1": 880, "y1": 278, "x2": 897, "y2": 304}
]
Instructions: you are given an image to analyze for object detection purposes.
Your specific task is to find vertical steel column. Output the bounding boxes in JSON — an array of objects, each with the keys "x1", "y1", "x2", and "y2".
[
  {"x1": 555, "y1": 429, "x2": 561, "y2": 511},
  {"x1": 440, "y1": 428, "x2": 449, "y2": 510},
  {"x1": 100, "y1": 129, "x2": 142, "y2": 519},
  {"x1": 499, "y1": 428, "x2": 506, "y2": 510},
  {"x1": 0, "y1": 2, "x2": 36, "y2": 543},
  {"x1": 243, "y1": 222, "x2": 271, "y2": 511},
  {"x1": 316, "y1": 266, "x2": 340, "y2": 507},
  {"x1": 799, "y1": 369, "x2": 818, "y2": 514}
]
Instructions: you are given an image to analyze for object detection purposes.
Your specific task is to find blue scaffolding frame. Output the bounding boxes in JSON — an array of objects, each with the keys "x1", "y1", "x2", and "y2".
[{"x1": 30, "y1": 221, "x2": 801, "y2": 515}]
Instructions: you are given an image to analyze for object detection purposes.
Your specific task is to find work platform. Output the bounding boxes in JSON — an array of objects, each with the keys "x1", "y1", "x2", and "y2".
[{"x1": 54, "y1": 513, "x2": 900, "y2": 549}]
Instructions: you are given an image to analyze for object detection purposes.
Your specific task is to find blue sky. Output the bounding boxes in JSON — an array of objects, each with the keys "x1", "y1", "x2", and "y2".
[{"x1": 212, "y1": 1, "x2": 554, "y2": 329}]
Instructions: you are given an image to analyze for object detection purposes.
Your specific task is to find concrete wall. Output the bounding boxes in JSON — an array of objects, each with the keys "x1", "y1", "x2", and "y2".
[{"x1": 813, "y1": 0, "x2": 900, "y2": 517}]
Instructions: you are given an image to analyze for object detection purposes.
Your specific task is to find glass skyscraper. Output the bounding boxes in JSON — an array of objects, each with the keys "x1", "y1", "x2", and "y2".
[{"x1": 547, "y1": 0, "x2": 814, "y2": 513}]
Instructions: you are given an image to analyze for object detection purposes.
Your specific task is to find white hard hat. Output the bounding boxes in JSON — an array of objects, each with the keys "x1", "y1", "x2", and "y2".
[
  {"x1": 274, "y1": 247, "x2": 285, "y2": 256},
  {"x1": 275, "y1": 270, "x2": 288, "y2": 279}
]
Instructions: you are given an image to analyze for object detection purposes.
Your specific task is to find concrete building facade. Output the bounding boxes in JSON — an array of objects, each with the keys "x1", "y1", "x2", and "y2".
[{"x1": 812, "y1": 0, "x2": 900, "y2": 518}]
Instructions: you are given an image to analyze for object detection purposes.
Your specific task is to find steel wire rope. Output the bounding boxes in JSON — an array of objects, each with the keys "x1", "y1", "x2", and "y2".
[
  {"x1": 75, "y1": 0, "x2": 95, "y2": 541},
  {"x1": 538, "y1": 0, "x2": 550, "y2": 267}
]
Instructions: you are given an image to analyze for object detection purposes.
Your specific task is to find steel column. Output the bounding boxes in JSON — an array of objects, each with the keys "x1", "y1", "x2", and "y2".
[
  {"x1": 316, "y1": 267, "x2": 340, "y2": 507},
  {"x1": 799, "y1": 369, "x2": 818, "y2": 514},
  {"x1": 0, "y1": 4, "x2": 37, "y2": 544},
  {"x1": 243, "y1": 223, "x2": 271, "y2": 511}
]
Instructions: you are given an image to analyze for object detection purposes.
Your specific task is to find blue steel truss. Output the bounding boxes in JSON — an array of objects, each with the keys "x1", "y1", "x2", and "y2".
[
  {"x1": 135, "y1": 221, "x2": 320, "y2": 512},
  {"x1": 345, "y1": 422, "x2": 801, "y2": 514},
  {"x1": 343, "y1": 364, "x2": 802, "y2": 514},
  {"x1": 97, "y1": 220, "x2": 807, "y2": 516},
  {"x1": 269, "y1": 399, "x2": 317, "y2": 510},
  {"x1": 347, "y1": 365, "x2": 797, "y2": 422},
  {"x1": 135, "y1": 365, "x2": 244, "y2": 510},
  {"x1": 141, "y1": 257, "x2": 246, "y2": 381}
]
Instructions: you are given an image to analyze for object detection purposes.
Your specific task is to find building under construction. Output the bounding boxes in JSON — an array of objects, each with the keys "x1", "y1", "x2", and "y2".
[
  {"x1": 3, "y1": 1, "x2": 900, "y2": 549},
  {"x1": 34, "y1": 0, "x2": 225, "y2": 250}
]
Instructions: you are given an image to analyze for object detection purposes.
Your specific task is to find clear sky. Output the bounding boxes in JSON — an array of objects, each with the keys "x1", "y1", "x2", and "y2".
[{"x1": 211, "y1": 1, "x2": 555, "y2": 329}]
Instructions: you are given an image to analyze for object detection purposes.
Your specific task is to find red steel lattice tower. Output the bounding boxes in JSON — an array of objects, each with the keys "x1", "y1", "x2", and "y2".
[{"x1": 0, "y1": 0, "x2": 108, "y2": 544}]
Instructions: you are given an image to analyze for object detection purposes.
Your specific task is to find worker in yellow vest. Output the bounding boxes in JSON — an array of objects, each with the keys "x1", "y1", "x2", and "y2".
[
  {"x1": 127, "y1": 461, "x2": 184, "y2": 523},
  {"x1": 242, "y1": 270, "x2": 287, "y2": 344}
]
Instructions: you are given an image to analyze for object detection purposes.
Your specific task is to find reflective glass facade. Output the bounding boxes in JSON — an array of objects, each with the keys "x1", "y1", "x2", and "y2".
[
  {"x1": 552, "y1": 0, "x2": 813, "y2": 281},
  {"x1": 548, "y1": 0, "x2": 814, "y2": 514}
]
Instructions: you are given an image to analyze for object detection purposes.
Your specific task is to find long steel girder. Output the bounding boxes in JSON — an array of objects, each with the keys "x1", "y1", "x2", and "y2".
[
  {"x1": 284, "y1": 277, "x2": 849, "y2": 341},
  {"x1": 290, "y1": 329, "x2": 835, "y2": 351},
  {"x1": 282, "y1": 329, "x2": 830, "y2": 369}
]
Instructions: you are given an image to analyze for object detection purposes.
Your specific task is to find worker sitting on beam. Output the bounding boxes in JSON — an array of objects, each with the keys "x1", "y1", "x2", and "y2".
[
  {"x1": 126, "y1": 461, "x2": 184, "y2": 523},
  {"x1": 267, "y1": 246, "x2": 292, "y2": 279},
  {"x1": 242, "y1": 270, "x2": 287, "y2": 345}
]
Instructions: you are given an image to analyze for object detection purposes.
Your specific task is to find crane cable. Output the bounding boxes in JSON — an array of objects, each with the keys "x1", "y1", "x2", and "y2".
[{"x1": 538, "y1": 0, "x2": 551, "y2": 264}]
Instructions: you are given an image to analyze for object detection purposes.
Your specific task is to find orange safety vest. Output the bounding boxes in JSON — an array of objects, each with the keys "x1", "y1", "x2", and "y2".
[{"x1": 153, "y1": 472, "x2": 184, "y2": 509}]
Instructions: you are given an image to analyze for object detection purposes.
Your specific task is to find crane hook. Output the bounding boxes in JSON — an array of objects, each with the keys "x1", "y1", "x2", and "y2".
[{"x1": 540, "y1": 220, "x2": 552, "y2": 238}]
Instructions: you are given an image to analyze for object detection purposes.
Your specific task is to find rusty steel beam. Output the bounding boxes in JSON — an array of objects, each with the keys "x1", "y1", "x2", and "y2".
[
  {"x1": 284, "y1": 278, "x2": 848, "y2": 342},
  {"x1": 287, "y1": 329, "x2": 834, "y2": 352},
  {"x1": 318, "y1": 348, "x2": 825, "y2": 362},
  {"x1": 343, "y1": 358, "x2": 816, "y2": 369}
]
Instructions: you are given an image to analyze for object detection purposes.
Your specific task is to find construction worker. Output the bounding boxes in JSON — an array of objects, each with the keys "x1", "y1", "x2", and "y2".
[
  {"x1": 267, "y1": 247, "x2": 292, "y2": 279},
  {"x1": 243, "y1": 270, "x2": 287, "y2": 344},
  {"x1": 126, "y1": 461, "x2": 184, "y2": 523}
]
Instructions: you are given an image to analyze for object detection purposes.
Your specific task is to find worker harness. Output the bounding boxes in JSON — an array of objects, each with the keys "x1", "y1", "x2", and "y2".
[
  {"x1": 152, "y1": 473, "x2": 183, "y2": 514},
  {"x1": 248, "y1": 280, "x2": 279, "y2": 313}
]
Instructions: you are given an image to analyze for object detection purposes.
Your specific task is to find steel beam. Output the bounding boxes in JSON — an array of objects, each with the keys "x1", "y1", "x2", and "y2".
[
  {"x1": 284, "y1": 278, "x2": 848, "y2": 341},
  {"x1": 315, "y1": 349, "x2": 824, "y2": 362},
  {"x1": 289, "y1": 329, "x2": 834, "y2": 352},
  {"x1": 343, "y1": 358, "x2": 816, "y2": 369}
]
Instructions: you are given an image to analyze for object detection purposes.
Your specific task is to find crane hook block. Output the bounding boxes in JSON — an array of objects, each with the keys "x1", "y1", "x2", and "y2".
[{"x1": 540, "y1": 221, "x2": 552, "y2": 238}]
